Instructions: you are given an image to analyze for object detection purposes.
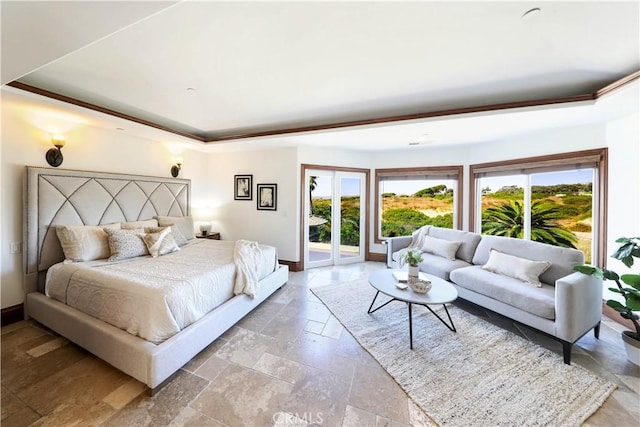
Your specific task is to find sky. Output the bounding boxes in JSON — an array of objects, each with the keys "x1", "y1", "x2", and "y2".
[
  {"x1": 481, "y1": 169, "x2": 594, "y2": 192},
  {"x1": 310, "y1": 169, "x2": 594, "y2": 198}
]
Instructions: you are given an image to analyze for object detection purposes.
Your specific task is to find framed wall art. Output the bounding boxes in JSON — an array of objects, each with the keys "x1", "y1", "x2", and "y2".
[
  {"x1": 257, "y1": 183, "x2": 277, "y2": 211},
  {"x1": 234, "y1": 175, "x2": 253, "y2": 200}
]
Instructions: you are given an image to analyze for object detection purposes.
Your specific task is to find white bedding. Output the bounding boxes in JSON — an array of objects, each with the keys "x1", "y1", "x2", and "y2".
[{"x1": 45, "y1": 239, "x2": 277, "y2": 343}]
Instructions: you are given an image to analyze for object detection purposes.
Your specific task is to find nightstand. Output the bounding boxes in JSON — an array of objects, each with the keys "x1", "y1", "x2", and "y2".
[{"x1": 196, "y1": 232, "x2": 220, "y2": 240}]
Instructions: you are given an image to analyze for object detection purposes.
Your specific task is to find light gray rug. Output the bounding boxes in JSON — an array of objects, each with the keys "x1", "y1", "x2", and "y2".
[{"x1": 311, "y1": 279, "x2": 616, "y2": 427}]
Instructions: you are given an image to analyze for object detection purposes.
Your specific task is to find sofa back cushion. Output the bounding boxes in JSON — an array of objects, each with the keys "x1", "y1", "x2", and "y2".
[
  {"x1": 427, "y1": 227, "x2": 482, "y2": 263},
  {"x1": 472, "y1": 235, "x2": 584, "y2": 285}
]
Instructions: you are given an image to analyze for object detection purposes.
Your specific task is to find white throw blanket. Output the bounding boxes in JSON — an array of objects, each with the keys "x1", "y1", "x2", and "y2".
[
  {"x1": 408, "y1": 225, "x2": 430, "y2": 250},
  {"x1": 233, "y1": 239, "x2": 263, "y2": 298},
  {"x1": 396, "y1": 225, "x2": 431, "y2": 265}
]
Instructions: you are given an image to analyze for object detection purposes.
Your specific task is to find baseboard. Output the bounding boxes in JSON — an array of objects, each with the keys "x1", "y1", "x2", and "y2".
[
  {"x1": 367, "y1": 252, "x2": 386, "y2": 263},
  {"x1": 1, "y1": 304, "x2": 24, "y2": 326},
  {"x1": 278, "y1": 259, "x2": 303, "y2": 272}
]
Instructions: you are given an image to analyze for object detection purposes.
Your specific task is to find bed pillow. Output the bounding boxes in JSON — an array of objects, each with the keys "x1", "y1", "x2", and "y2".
[
  {"x1": 122, "y1": 219, "x2": 158, "y2": 230},
  {"x1": 142, "y1": 228, "x2": 180, "y2": 257},
  {"x1": 56, "y1": 223, "x2": 121, "y2": 262},
  {"x1": 105, "y1": 228, "x2": 149, "y2": 261},
  {"x1": 421, "y1": 236, "x2": 461, "y2": 261},
  {"x1": 482, "y1": 249, "x2": 551, "y2": 287},
  {"x1": 145, "y1": 226, "x2": 187, "y2": 247},
  {"x1": 156, "y1": 215, "x2": 196, "y2": 241}
]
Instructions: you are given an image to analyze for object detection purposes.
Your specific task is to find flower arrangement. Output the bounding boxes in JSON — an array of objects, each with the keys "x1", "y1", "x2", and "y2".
[{"x1": 401, "y1": 249, "x2": 423, "y2": 267}]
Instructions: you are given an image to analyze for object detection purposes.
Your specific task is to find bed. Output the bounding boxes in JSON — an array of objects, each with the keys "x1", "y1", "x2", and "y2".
[{"x1": 23, "y1": 166, "x2": 289, "y2": 393}]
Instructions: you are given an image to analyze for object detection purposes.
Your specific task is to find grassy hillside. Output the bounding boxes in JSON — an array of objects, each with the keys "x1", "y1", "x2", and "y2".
[{"x1": 310, "y1": 185, "x2": 593, "y2": 262}]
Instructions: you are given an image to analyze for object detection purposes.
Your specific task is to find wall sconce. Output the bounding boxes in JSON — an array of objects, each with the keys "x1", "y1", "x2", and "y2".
[
  {"x1": 46, "y1": 135, "x2": 65, "y2": 167},
  {"x1": 171, "y1": 160, "x2": 182, "y2": 178}
]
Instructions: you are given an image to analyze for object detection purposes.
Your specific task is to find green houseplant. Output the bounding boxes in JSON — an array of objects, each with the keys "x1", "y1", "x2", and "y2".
[
  {"x1": 574, "y1": 237, "x2": 640, "y2": 365},
  {"x1": 400, "y1": 249, "x2": 423, "y2": 278},
  {"x1": 400, "y1": 248, "x2": 424, "y2": 267}
]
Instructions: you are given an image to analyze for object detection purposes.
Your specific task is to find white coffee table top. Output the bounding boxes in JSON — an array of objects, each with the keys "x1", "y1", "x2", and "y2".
[{"x1": 368, "y1": 269, "x2": 458, "y2": 305}]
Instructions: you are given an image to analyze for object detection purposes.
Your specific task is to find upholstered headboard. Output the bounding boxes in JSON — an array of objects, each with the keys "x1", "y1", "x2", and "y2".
[{"x1": 23, "y1": 167, "x2": 191, "y2": 294}]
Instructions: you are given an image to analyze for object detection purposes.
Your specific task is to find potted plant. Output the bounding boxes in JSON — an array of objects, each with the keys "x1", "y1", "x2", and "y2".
[
  {"x1": 574, "y1": 237, "x2": 640, "y2": 366},
  {"x1": 401, "y1": 249, "x2": 423, "y2": 278}
]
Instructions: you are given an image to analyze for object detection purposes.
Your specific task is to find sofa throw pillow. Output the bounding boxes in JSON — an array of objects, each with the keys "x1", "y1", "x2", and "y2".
[
  {"x1": 145, "y1": 226, "x2": 187, "y2": 247},
  {"x1": 142, "y1": 227, "x2": 180, "y2": 257},
  {"x1": 56, "y1": 223, "x2": 121, "y2": 262},
  {"x1": 156, "y1": 215, "x2": 195, "y2": 242},
  {"x1": 122, "y1": 219, "x2": 158, "y2": 230},
  {"x1": 105, "y1": 228, "x2": 149, "y2": 261},
  {"x1": 421, "y1": 236, "x2": 461, "y2": 261},
  {"x1": 482, "y1": 249, "x2": 551, "y2": 287}
]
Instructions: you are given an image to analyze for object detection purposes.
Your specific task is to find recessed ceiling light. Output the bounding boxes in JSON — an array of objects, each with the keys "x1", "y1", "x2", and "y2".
[
  {"x1": 186, "y1": 87, "x2": 196, "y2": 92},
  {"x1": 521, "y1": 7, "x2": 541, "y2": 19}
]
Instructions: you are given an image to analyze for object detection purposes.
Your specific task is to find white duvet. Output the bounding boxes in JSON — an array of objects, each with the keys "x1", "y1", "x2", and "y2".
[{"x1": 45, "y1": 239, "x2": 277, "y2": 344}]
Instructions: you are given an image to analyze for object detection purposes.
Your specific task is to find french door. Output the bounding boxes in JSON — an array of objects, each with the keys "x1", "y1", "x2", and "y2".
[{"x1": 304, "y1": 168, "x2": 366, "y2": 268}]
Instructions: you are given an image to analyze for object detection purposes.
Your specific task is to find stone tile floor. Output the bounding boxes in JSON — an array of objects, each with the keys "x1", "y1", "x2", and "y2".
[{"x1": 2, "y1": 262, "x2": 639, "y2": 426}]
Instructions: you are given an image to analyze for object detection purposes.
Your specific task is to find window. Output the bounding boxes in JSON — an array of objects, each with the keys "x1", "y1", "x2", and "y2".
[
  {"x1": 375, "y1": 166, "x2": 462, "y2": 242},
  {"x1": 470, "y1": 149, "x2": 607, "y2": 265}
]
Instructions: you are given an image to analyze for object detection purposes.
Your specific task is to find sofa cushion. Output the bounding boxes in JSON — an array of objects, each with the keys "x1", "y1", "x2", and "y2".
[
  {"x1": 419, "y1": 253, "x2": 472, "y2": 282},
  {"x1": 421, "y1": 236, "x2": 461, "y2": 260},
  {"x1": 427, "y1": 228, "x2": 482, "y2": 263},
  {"x1": 472, "y1": 235, "x2": 584, "y2": 285},
  {"x1": 450, "y1": 266, "x2": 556, "y2": 320},
  {"x1": 482, "y1": 249, "x2": 551, "y2": 287}
]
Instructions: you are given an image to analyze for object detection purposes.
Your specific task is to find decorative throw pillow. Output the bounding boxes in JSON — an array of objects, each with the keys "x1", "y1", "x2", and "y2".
[
  {"x1": 156, "y1": 215, "x2": 196, "y2": 241},
  {"x1": 482, "y1": 249, "x2": 551, "y2": 287},
  {"x1": 421, "y1": 236, "x2": 461, "y2": 261},
  {"x1": 105, "y1": 228, "x2": 149, "y2": 261},
  {"x1": 142, "y1": 228, "x2": 180, "y2": 257},
  {"x1": 145, "y1": 226, "x2": 187, "y2": 247},
  {"x1": 122, "y1": 219, "x2": 159, "y2": 230},
  {"x1": 56, "y1": 223, "x2": 121, "y2": 262}
]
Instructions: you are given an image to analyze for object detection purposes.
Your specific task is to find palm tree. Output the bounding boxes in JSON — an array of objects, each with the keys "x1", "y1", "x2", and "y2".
[
  {"x1": 309, "y1": 176, "x2": 317, "y2": 214},
  {"x1": 482, "y1": 200, "x2": 578, "y2": 248}
]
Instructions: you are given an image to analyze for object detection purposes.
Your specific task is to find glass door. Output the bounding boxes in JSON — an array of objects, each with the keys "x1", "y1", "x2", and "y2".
[
  {"x1": 305, "y1": 169, "x2": 366, "y2": 268},
  {"x1": 306, "y1": 171, "x2": 334, "y2": 268},
  {"x1": 337, "y1": 174, "x2": 365, "y2": 264}
]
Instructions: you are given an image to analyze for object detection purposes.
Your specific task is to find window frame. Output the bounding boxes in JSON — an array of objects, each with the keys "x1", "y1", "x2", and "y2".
[
  {"x1": 374, "y1": 166, "x2": 463, "y2": 243},
  {"x1": 469, "y1": 148, "x2": 608, "y2": 267}
]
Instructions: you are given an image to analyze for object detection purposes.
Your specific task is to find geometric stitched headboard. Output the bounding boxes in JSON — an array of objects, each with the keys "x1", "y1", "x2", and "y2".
[{"x1": 23, "y1": 166, "x2": 191, "y2": 294}]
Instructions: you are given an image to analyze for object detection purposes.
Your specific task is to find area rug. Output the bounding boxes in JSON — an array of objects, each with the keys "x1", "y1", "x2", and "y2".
[{"x1": 311, "y1": 279, "x2": 616, "y2": 427}]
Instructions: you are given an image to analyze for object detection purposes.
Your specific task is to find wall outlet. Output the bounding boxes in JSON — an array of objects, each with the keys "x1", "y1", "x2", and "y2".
[{"x1": 10, "y1": 241, "x2": 21, "y2": 254}]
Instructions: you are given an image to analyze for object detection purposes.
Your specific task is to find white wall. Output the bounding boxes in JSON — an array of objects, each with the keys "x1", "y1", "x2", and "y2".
[
  {"x1": 605, "y1": 112, "x2": 640, "y2": 276},
  {"x1": 1, "y1": 100, "x2": 210, "y2": 309},
  {"x1": 2, "y1": 96, "x2": 637, "y2": 310},
  {"x1": 367, "y1": 121, "x2": 617, "y2": 257},
  {"x1": 205, "y1": 145, "x2": 372, "y2": 263},
  {"x1": 206, "y1": 147, "x2": 299, "y2": 261}
]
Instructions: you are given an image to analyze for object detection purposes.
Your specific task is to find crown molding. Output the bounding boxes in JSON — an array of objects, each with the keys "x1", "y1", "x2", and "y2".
[{"x1": 7, "y1": 70, "x2": 639, "y2": 143}]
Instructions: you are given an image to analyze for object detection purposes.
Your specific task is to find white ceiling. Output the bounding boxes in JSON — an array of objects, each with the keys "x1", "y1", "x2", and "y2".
[{"x1": 2, "y1": 1, "x2": 639, "y2": 152}]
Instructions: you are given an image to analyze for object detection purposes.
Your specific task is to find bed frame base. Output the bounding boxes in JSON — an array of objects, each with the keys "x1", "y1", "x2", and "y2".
[{"x1": 27, "y1": 265, "x2": 289, "y2": 391}]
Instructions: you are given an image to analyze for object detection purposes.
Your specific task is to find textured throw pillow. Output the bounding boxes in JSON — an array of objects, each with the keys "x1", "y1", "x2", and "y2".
[
  {"x1": 122, "y1": 219, "x2": 159, "y2": 230},
  {"x1": 105, "y1": 228, "x2": 149, "y2": 261},
  {"x1": 421, "y1": 236, "x2": 461, "y2": 260},
  {"x1": 142, "y1": 228, "x2": 180, "y2": 257},
  {"x1": 482, "y1": 249, "x2": 551, "y2": 287},
  {"x1": 145, "y1": 226, "x2": 187, "y2": 247},
  {"x1": 156, "y1": 215, "x2": 196, "y2": 241},
  {"x1": 56, "y1": 223, "x2": 121, "y2": 262}
]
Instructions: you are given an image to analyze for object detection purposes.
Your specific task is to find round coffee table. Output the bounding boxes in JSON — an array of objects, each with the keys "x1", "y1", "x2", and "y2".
[{"x1": 367, "y1": 269, "x2": 458, "y2": 349}]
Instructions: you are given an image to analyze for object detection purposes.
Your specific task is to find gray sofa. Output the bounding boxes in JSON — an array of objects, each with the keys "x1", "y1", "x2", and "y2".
[{"x1": 385, "y1": 225, "x2": 603, "y2": 364}]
